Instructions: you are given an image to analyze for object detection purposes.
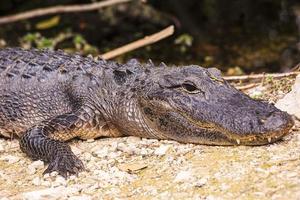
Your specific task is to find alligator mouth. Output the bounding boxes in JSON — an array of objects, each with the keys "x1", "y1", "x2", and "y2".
[
  {"x1": 174, "y1": 109, "x2": 294, "y2": 146},
  {"x1": 141, "y1": 99, "x2": 294, "y2": 146}
]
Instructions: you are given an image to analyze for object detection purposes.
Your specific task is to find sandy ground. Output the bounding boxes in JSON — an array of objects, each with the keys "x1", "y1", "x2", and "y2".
[
  {"x1": 0, "y1": 78, "x2": 299, "y2": 200},
  {"x1": 0, "y1": 129, "x2": 299, "y2": 200}
]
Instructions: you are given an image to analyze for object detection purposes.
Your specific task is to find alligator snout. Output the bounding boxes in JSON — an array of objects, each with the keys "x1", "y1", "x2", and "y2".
[
  {"x1": 263, "y1": 110, "x2": 291, "y2": 131},
  {"x1": 260, "y1": 110, "x2": 294, "y2": 142},
  {"x1": 229, "y1": 108, "x2": 294, "y2": 145}
]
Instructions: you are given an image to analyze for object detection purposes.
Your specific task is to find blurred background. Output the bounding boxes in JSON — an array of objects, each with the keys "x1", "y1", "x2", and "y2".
[{"x1": 0, "y1": 0, "x2": 299, "y2": 75}]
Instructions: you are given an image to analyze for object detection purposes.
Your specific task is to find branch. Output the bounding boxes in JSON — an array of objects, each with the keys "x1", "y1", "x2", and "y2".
[
  {"x1": 0, "y1": 0, "x2": 133, "y2": 25},
  {"x1": 235, "y1": 83, "x2": 258, "y2": 90},
  {"x1": 224, "y1": 71, "x2": 300, "y2": 81},
  {"x1": 100, "y1": 25, "x2": 175, "y2": 59}
]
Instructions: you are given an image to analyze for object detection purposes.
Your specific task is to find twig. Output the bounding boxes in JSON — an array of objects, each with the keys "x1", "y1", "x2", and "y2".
[
  {"x1": 100, "y1": 25, "x2": 175, "y2": 59},
  {"x1": 224, "y1": 71, "x2": 300, "y2": 81},
  {"x1": 235, "y1": 83, "x2": 258, "y2": 90},
  {"x1": 0, "y1": 0, "x2": 132, "y2": 25}
]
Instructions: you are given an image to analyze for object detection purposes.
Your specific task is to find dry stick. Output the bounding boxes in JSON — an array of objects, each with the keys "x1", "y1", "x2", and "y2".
[
  {"x1": 224, "y1": 71, "x2": 300, "y2": 81},
  {"x1": 235, "y1": 83, "x2": 258, "y2": 90},
  {"x1": 100, "y1": 25, "x2": 175, "y2": 60},
  {"x1": 0, "y1": 0, "x2": 132, "y2": 24}
]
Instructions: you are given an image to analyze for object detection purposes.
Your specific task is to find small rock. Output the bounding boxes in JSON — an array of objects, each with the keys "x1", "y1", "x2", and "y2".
[
  {"x1": 52, "y1": 176, "x2": 67, "y2": 187},
  {"x1": 27, "y1": 160, "x2": 44, "y2": 174},
  {"x1": 248, "y1": 86, "x2": 265, "y2": 99},
  {"x1": 93, "y1": 147, "x2": 109, "y2": 158},
  {"x1": 69, "y1": 195, "x2": 92, "y2": 200},
  {"x1": 31, "y1": 160, "x2": 44, "y2": 168},
  {"x1": 0, "y1": 143, "x2": 5, "y2": 152},
  {"x1": 194, "y1": 178, "x2": 207, "y2": 187},
  {"x1": 140, "y1": 148, "x2": 149, "y2": 155},
  {"x1": 109, "y1": 143, "x2": 118, "y2": 152},
  {"x1": 126, "y1": 136, "x2": 141, "y2": 143},
  {"x1": 93, "y1": 170, "x2": 110, "y2": 180},
  {"x1": 22, "y1": 186, "x2": 79, "y2": 200},
  {"x1": 72, "y1": 146, "x2": 82, "y2": 155},
  {"x1": 154, "y1": 145, "x2": 170, "y2": 156},
  {"x1": 32, "y1": 177, "x2": 41, "y2": 186},
  {"x1": 27, "y1": 165, "x2": 36, "y2": 175},
  {"x1": 50, "y1": 171, "x2": 58, "y2": 177},
  {"x1": 83, "y1": 152, "x2": 93, "y2": 161},
  {"x1": 117, "y1": 143, "x2": 136, "y2": 154},
  {"x1": 0, "y1": 155, "x2": 20, "y2": 164},
  {"x1": 276, "y1": 74, "x2": 300, "y2": 118},
  {"x1": 43, "y1": 173, "x2": 50, "y2": 179},
  {"x1": 41, "y1": 181, "x2": 51, "y2": 187},
  {"x1": 69, "y1": 175, "x2": 77, "y2": 180},
  {"x1": 206, "y1": 195, "x2": 220, "y2": 200},
  {"x1": 174, "y1": 170, "x2": 193, "y2": 183}
]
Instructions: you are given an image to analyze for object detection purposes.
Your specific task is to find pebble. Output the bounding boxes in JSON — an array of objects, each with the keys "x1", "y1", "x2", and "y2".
[
  {"x1": 69, "y1": 195, "x2": 92, "y2": 200},
  {"x1": 27, "y1": 160, "x2": 44, "y2": 174},
  {"x1": 56, "y1": 176, "x2": 67, "y2": 184},
  {"x1": 194, "y1": 178, "x2": 208, "y2": 187},
  {"x1": 117, "y1": 143, "x2": 137, "y2": 154},
  {"x1": 0, "y1": 143, "x2": 5, "y2": 152},
  {"x1": 41, "y1": 180, "x2": 51, "y2": 187},
  {"x1": 32, "y1": 177, "x2": 41, "y2": 186},
  {"x1": 83, "y1": 152, "x2": 93, "y2": 161},
  {"x1": 31, "y1": 160, "x2": 44, "y2": 168},
  {"x1": 126, "y1": 136, "x2": 141, "y2": 143},
  {"x1": 50, "y1": 171, "x2": 58, "y2": 177},
  {"x1": 27, "y1": 165, "x2": 36, "y2": 175},
  {"x1": 140, "y1": 148, "x2": 150, "y2": 155},
  {"x1": 43, "y1": 173, "x2": 50, "y2": 179},
  {"x1": 93, "y1": 147, "x2": 109, "y2": 158},
  {"x1": 174, "y1": 170, "x2": 193, "y2": 183},
  {"x1": 0, "y1": 155, "x2": 20, "y2": 164},
  {"x1": 154, "y1": 144, "x2": 170, "y2": 156},
  {"x1": 22, "y1": 186, "x2": 80, "y2": 200}
]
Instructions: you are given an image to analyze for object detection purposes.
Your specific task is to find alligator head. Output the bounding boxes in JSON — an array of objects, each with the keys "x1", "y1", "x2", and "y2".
[{"x1": 123, "y1": 64, "x2": 294, "y2": 146}]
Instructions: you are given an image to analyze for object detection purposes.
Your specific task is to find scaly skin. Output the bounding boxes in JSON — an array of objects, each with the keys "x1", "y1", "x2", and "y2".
[{"x1": 0, "y1": 48, "x2": 294, "y2": 177}]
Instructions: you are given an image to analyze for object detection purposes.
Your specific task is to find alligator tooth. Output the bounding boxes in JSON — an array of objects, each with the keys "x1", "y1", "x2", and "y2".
[
  {"x1": 236, "y1": 139, "x2": 240, "y2": 145},
  {"x1": 268, "y1": 137, "x2": 272, "y2": 143}
]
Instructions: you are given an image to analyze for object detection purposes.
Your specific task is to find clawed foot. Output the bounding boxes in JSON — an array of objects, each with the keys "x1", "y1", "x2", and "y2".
[{"x1": 43, "y1": 153, "x2": 84, "y2": 178}]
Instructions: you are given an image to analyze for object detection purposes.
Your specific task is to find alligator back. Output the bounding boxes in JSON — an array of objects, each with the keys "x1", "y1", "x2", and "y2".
[{"x1": 0, "y1": 48, "x2": 99, "y2": 137}]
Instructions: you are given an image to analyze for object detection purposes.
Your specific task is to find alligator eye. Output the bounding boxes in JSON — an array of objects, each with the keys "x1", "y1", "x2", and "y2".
[{"x1": 181, "y1": 82, "x2": 199, "y2": 93}]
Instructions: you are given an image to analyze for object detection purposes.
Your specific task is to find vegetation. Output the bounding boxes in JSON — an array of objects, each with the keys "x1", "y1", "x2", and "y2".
[{"x1": 0, "y1": 0, "x2": 299, "y2": 74}]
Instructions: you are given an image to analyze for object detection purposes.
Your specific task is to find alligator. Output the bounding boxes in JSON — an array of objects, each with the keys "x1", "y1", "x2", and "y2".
[{"x1": 0, "y1": 48, "x2": 294, "y2": 177}]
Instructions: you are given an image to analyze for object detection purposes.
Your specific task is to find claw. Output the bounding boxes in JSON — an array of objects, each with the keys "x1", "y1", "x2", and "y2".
[
  {"x1": 236, "y1": 139, "x2": 240, "y2": 145},
  {"x1": 42, "y1": 153, "x2": 84, "y2": 178}
]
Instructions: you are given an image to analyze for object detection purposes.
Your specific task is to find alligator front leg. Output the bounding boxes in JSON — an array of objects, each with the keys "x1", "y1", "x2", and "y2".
[{"x1": 19, "y1": 112, "x2": 87, "y2": 178}]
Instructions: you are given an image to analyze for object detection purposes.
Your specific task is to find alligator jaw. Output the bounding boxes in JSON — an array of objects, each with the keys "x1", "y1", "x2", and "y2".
[
  {"x1": 206, "y1": 122, "x2": 294, "y2": 146},
  {"x1": 164, "y1": 109, "x2": 294, "y2": 146}
]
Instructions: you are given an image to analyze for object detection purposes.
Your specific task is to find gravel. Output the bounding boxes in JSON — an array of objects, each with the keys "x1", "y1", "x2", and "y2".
[
  {"x1": 0, "y1": 82, "x2": 299, "y2": 199},
  {"x1": 0, "y1": 130, "x2": 299, "y2": 200}
]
